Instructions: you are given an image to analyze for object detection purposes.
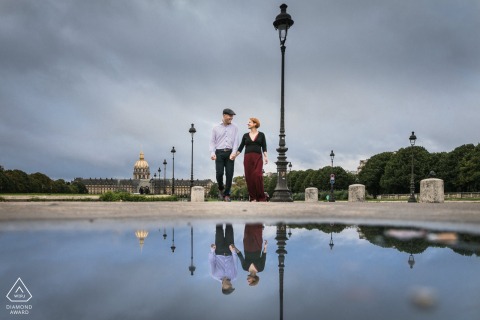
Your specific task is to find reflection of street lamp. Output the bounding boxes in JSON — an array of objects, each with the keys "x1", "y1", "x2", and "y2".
[
  {"x1": 329, "y1": 150, "x2": 335, "y2": 202},
  {"x1": 189, "y1": 226, "x2": 196, "y2": 276},
  {"x1": 276, "y1": 223, "x2": 289, "y2": 320},
  {"x1": 135, "y1": 230, "x2": 149, "y2": 252},
  {"x1": 408, "y1": 131, "x2": 417, "y2": 203},
  {"x1": 162, "y1": 227, "x2": 167, "y2": 240},
  {"x1": 170, "y1": 227, "x2": 176, "y2": 253},
  {"x1": 171, "y1": 147, "x2": 176, "y2": 195},
  {"x1": 163, "y1": 159, "x2": 167, "y2": 194},
  {"x1": 271, "y1": 4, "x2": 294, "y2": 202},
  {"x1": 329, "y1": 232, "x2": 334, "y2": 250},
  {"x1": 408, "y1": 253, "x2": 415, "y2": 269}
]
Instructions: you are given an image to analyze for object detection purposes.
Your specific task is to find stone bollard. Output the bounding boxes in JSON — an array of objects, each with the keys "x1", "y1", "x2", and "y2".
[
  {"x1": 419, "y1": 178, "x2": 444, "y2": 203},
  {"x1": 190, "y1": 186, "x2": 205, "y2": 202},
  {"x1": 348, "y1": 184, "x2": 366, "y2": 202},
  {"x1": 305, "y1": 187, "x2": 318, "y2": 202}
]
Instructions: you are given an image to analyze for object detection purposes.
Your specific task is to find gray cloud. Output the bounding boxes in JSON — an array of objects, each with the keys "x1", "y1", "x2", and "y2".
[{"x1": 1, "y1": 0, "x2": 479, "y2": 181}]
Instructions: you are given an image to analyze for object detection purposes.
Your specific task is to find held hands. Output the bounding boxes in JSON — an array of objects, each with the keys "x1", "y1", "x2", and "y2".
[
  {"x1": 211, "y1": 244, "x2": 216, "y2": 251},
  {"x1": 211, "y1": 155, "x2": 217, "y2": 160},
  {"x1": 229, "y1": 244, "x2": 238, "y2": 253},
  {"x1": 264, "y1": 157, "x2": 268, "y2": 165},
  {"x1": 229, "y1": 154, "x2": 236, "y2": 160}
]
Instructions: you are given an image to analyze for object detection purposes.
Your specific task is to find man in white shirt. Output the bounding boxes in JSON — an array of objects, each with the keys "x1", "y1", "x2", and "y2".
[{"x1": 209, "y1": 108, "x2": 239, "y2": 202}]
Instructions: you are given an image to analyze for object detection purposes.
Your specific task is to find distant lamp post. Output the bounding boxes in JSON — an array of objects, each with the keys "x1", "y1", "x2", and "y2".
[
  {"x1": 163, "y1": 159, "x2": 167, "y2": 194},
  {"x1": 329, "y1": 150, "x2": 335, "y2": 202},
  {"x1": 189, "y1": 123, "x2": 196, "y2": 199},
  {"x1": 329, "y1": 232, "x2": 334, "y2": 250},
  {"x1": 171, "y1": 147, "x2": 176, "y2": 195},
  {"x1": 288, "y1": 162, "x2": 292, "y2": 190},
  {"x1": 408, "y1": 131, "x2": 417, "y2": 203},
  {"x1": 157, "y1": 168, "x2": 161, "y2": 194},
  {"x1": 271, "y1": 3, "x2": 294, "y2": 202}
]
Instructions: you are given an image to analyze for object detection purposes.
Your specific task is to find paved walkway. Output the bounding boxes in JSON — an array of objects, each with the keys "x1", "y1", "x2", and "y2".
[{"x1": 1, "y1": 201, "x2": 480, "y2": 233}]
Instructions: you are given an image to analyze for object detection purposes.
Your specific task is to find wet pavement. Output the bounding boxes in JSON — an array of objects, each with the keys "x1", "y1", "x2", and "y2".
[{"x1": 1, "y1": 218, "x2": 479, "y2": 320}]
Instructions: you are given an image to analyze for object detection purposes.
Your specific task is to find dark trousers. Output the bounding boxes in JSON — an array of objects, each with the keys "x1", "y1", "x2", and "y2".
[
  {"x1": 215, "y1": 150, "x2": 235, "y2": 196},
  {"x1": 215, "y1": 224, "x2": 235, "y2": 256}
]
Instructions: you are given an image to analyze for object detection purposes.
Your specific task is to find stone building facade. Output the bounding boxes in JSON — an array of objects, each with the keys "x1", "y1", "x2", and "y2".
[{"x1": 76, "y1": 151, "x2": 213, "y2": 197}]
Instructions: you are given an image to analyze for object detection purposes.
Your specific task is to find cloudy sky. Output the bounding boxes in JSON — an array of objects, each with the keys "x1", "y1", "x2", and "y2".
[{"x1": 1, "y1": 0, "x2": 479, "y2": 182}]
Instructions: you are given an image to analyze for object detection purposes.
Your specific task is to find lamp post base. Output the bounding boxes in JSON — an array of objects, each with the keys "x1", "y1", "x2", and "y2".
[
  {"x1": 408, "y1": 194, "x2": 417, "y2": 203},
  {"x1": 271, "y1": 189, "x2": 293, "y2": 202}
]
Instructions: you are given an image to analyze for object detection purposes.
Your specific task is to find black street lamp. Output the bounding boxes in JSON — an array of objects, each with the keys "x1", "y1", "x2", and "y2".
[
  {"x1": 408, "y1": 131, "x2": 417, "y2": 203},
  {"x1": 157, "y1": 167, "x2": 161, "y2": 194},
  {"x1": 171, "y1": 147, "x2": 176, "y2": 195},
  {"x1": 163, "y1": 159, "x2": 167, "y2": 194},
  {"x1": 153, "y1": 173, "x2": 157, "y2": 194},
  {"x1": 271, "y1": 4, "x2": 294, "y2": 202},
  {"x1": 329, "y1": 150, "x2": 335, "y2": 202},
  {"x1": 288, "y1": 162, "x2": 292, "y2": 190},
  {"x1": 189, "y1": 124, "x2": 196, "y2": 199}
]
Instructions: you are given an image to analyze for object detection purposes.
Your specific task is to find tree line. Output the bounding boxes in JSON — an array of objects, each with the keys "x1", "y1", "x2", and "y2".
[
  {"x1": 3, "y1": 143, "x2": 479, "y2": 197},
  {"x1": 0, "y1": 166, "x2": 88, "y2": 194},
  {"x1": 208, "y1": 143, "x2": 480, "y2": 200}
]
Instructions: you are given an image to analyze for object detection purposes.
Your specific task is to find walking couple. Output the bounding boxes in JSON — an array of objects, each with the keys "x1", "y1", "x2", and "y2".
[{"x1": 209, "y1": 108, "x2": 268, "y2": 202}]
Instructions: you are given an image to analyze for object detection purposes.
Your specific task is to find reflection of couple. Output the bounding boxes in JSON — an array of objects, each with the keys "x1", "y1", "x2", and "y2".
[
  {"x1": 209, "y1": 224, "x2": 267, "y2": 294},
  {"x1": 236, "y1": 224, "x2": 267, "y2": 286}
]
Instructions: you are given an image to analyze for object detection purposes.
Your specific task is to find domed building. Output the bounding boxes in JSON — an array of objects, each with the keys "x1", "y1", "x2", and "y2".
[
  {"x1": 76, "y1": 151, "x2": 214, "y2": 197},
  {"x1": 133, "y1": 151, "x2": 150, "y2": 180}
]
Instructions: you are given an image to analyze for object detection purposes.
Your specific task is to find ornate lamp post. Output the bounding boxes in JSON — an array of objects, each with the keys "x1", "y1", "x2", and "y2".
[
  {"x1": 163, "y1": 159, "x2": 167, "y2": 194},
  {"x1": 271, "y1": 4, "x2": 294, "y2": 202},
  {"x1": 157, "y1": 168, "x2": 161, "y2": 194},
  {"x1": 171, "y1": 147, "x2": 176, "y2": 195},
  {"x1": 329, "y1": 150, "x2": 335, "y2": 202},
  {"x1": 288, "y1": 162, "x2": 292, "y2": 190},
  {"x1": 408, "y1": 131, "x2": 417, "y2": 203},
  {"x1": 189, "y1": 124, "x2": 196, "y2": 199}
]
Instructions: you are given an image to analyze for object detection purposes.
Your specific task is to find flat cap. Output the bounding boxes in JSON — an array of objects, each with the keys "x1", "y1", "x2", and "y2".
[{"x1": 223, "y1": 108, "x2": 236, "y2": 115}]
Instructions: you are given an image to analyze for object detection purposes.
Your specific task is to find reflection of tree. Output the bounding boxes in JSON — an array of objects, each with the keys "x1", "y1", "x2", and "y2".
[
  {"x1": 358, "y1": 226, "x2": 428, "y2": 254},
  {"x1": 358, "y1": 225, "x2": 480, "y2": 257},
  {"x1": 451, "y1": 233, "x2": 480, "y2": 257},
  {"x1": 288, "y1": 223, "x2": 348, "y2": 234},
  {"x1": 281, "y1": 224, "x2": 480, "y2": 257}
]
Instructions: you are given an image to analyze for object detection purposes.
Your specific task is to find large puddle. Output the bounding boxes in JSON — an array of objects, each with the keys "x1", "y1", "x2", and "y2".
[{"x1": 1, "y1": 219, "x2": 479, "y2": 319}]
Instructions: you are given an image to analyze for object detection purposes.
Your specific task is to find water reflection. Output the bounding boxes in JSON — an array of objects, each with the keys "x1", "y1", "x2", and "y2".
[{"x1": 1, "y1": 221, "x2": 479, "y2": 320}]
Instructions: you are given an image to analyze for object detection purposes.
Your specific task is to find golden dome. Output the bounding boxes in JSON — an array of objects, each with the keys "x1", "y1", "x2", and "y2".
[{"x1": 134, "y1": 151, "x2": 149, "y2": 169}]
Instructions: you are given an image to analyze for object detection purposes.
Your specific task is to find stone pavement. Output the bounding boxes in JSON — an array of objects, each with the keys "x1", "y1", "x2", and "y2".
[{"x1": 1, "y1": 201, "x2": 480, "y2": 233}]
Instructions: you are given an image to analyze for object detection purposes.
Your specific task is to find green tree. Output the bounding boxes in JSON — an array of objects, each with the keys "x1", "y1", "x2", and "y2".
[
  {"x1": 380, "y1": 146, "x2": 430, "y2": 194},
  {"x1": 358, "y1": 152, "x2": 394, "y2": 197},
  {"x1": 4, "y1": 169, "x2": 31, "y2": 193},
  {"x1": 29, "y1": 172, "x2": 53, "y2": 193},
  {"x1": 458, "y1": 144, "x2": 480, "y2": 192}
]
